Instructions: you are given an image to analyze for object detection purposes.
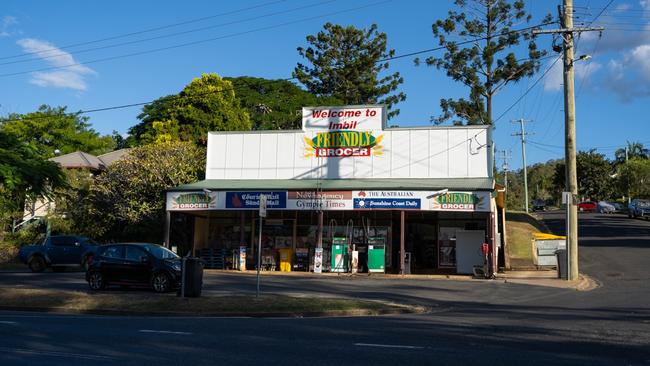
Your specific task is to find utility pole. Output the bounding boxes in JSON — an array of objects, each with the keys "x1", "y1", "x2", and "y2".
[
  {"x1": 499, "y1": 149, "x2": 512, "y2": 192},
  {"x1": 511, "y1": 119, "x2": 532, "y2": 213},
  {"x1": 533, "y1": 0, "x2": 603, "y2": 281},
  {"x1": 625, "y1": 146, "x2": 631, "y2": 205}
]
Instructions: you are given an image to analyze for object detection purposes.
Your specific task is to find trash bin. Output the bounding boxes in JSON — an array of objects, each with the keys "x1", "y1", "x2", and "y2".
[
  {"x1": 555, "y1": 249, "x2": 567, "y2": 280},
  {"x1": 180, "y1": 257, "x2": 204, "y2": 297}
]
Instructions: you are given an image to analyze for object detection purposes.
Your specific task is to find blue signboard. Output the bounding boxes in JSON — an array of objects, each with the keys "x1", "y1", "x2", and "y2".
[
  {"x1": 353, "y1": 198, "x2": 421, "y2": 209},
  {"x1": 225, "y1": 191, "x2": 286, "y2": 209}
]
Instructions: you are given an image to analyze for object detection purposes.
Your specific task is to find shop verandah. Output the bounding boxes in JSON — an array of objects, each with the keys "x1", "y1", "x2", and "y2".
[{"x1": 165, "y1": 202, "x2": 495, "y2": 276}]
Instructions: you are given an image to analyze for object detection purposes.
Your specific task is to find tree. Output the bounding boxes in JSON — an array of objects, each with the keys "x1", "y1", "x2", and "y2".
[
  {"x1": 554, "y1": 151, "x2": 613, "y2": 201},
  {"x1": 129, "y1": 74, "x2": 251, "y2": 145},
  {"x1": 0, "y1": 105, "x2": 115, "y2": 156},
  {"x1": 84, "y1": 142, "x2": 205, "y2": 242},
  {"x1": 421, "y1": 0, "x2": 549, "y2": 125},
  {"x1": 617, "y1": 158, "x2": 650, "y2": 199},
  {"x1": 614, "y1": 141, "x2": 649, "y2": 164},
  {"x1": 225, "y1": 77, "x2": 342, "y2": 130},
  {"x1": 293, "y1": 23, "x2": 406, "y2": 119},
  {"x1": 0, "y1": 130, "x2": 65, "y2": 229}
]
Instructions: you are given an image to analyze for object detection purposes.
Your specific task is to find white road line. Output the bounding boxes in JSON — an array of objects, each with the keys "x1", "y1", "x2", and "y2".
[
  {"x1": 354, "y1": 342, "x2": 424, "y2": 350},
  {"x1": 0, "y1": 347, "x2": 115, "y2": 360},
  {"x1": 139, "y1": 329, "x2": 193, "y2": 335},
  {"x1": 0, "y1": 321, "x2": 17, "y2": 325}
]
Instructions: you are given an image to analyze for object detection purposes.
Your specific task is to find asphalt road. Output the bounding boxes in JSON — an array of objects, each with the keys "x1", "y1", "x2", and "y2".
[{"x1": 1, "y1": 211, "x2": 649, "y2": 365}]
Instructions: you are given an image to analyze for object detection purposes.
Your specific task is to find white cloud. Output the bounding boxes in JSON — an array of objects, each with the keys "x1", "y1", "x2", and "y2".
[
  {"x1": 603, "y1": 44, "x2": 650, "y2": 101},
  {"x1": 0, "y1": 15, "x2": 18, "y2": 37},
  {"x1": 543, "y1": 58, "x2": 602, "y2": 92},
  {"x1": 16, "y1": 38, "x2": 95, "y2": 91}
]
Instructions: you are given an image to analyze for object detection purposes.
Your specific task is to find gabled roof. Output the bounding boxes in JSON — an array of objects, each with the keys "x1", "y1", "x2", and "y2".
[
  {"x1": 98, "y1": 148, "x2": 131, "y2": 166},
  {"x1": 50, "y1": 151, "x2": 105, "y2": 170},
  {"x1": 49, "y1": 149, "x2": 130, "y2": 170}
]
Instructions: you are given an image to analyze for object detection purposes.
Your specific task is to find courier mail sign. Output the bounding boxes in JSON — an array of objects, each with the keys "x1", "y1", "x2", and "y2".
[{"x1": 302, "y1": 105, "x2": 385, "y2": 158}]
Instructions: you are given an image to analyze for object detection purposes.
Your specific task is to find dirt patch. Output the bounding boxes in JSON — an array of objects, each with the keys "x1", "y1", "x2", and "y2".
[{"x1": 0, "y1": 288, "x2": 424, "y2": 317}]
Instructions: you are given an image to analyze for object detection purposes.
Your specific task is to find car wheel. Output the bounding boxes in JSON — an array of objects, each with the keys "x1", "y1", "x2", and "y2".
[
  {"x1": 82, "y1": 254, "x2": 94, "y2": 271},
  {"x1": 87, "y1": 271, "x2": 106, "y2": 290},
  {"x1": 52, "y1": 266, "x2": 66, "y2": 272},
  {"x1": 28, "y1": 256, "x2": 46, "y2": 273},
  {"x1": 152, "y1": 273, "x2": 171, "y2": 293}
]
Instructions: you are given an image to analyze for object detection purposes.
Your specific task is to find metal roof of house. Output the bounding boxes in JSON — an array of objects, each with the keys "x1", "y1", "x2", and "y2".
[
  {"x1": 170, "y1": 177, "x2": 494, "y2": 192},
  {"x1": 97, "y1": 148, "x2": 131, "y2": 166},
  {"x1": 50, "y1": 151, "x2": 105, "y2": 170}
]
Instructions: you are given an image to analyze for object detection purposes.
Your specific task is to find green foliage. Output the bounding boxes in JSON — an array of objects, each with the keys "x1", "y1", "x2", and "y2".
[
  {"x1": 617, "y1": 158, "x2": 650, "y2": 199},
  {"x1": 614, "y1": 141, "x2": 649, "y2": 165},
  {"x1": 0, "y1": 105, "x2": 115, "y2": 156},
  {"x1": 84, "y1": 142, "x2": 206, "y2": 242},
  {"x1": 224, "y1": 77, "x2": 342, "y2": 130},
  {"x1": 293, "y1": 23, "x2": 406, "y2": 119},
  {"x1": 422, "y1": 0, "x2": 549, "y2": 124},
  {"x1": 129, "y1": 74, "x2": 251, "y2": 145},
  {"x1": 553, "y1": 150, "x2": 614, "y2": 201},
  {"x1": 0, "y1": 130, "x2": 66, "y2": 229}
]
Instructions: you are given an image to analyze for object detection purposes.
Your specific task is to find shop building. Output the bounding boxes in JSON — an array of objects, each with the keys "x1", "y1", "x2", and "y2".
[{"x1": 165, "y1": 105, "x2": 498, "y2": 275}]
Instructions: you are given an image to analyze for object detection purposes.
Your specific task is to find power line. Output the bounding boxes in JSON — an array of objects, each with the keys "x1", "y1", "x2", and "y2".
[
  {"x1": 0, "y1": 0, "x2": 390, "y2": 78},
  {"x1": 0, "y1": 0, "x2": 288, "y2": 62},
  {"x1": 1, "y1": 20, "x2": 558, "y2": 124},
  {"x1": 0, "y1": 0, "x2": 337, "y2": 68}
]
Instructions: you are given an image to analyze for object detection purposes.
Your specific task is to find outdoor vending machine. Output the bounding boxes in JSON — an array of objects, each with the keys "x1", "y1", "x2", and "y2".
[
  {"x1": 367, "y1": 237, "x2": 386, "y2": 273},
  {"x1": 331, "y1": 237, "x2": 349, "y2": 273}
]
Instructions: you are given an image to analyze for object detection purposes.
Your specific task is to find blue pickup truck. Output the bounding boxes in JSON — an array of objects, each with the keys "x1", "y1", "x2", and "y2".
[{"x1": 18, "y1": 235, "x2": 100, "y2": 272}]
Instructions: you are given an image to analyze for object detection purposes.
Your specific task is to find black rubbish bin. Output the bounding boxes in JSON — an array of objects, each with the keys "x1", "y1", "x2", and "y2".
[
  {"x1": 180, "y1": 257, "x2": 204, "y2": 297},
  {"x1": 555, "y1": 249, "x2": 567, "y2": 280}
]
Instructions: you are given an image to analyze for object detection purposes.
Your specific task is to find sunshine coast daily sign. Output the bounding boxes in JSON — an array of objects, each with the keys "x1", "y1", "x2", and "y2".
[{"x1": 302, "y1": 105, "x2": 385, "y2": 158}]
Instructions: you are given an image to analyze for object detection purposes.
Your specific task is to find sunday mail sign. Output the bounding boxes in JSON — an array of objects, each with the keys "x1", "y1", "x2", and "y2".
[{"x1": 302, "y1": 105, "x2": 385, "y2": 132}]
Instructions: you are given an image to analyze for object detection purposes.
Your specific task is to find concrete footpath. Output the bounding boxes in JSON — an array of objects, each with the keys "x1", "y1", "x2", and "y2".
[{"x1": 206, "y1": 268, "x2": 600, "y2": 291}]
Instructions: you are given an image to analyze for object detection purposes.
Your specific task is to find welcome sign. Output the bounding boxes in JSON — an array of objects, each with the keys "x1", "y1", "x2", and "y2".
[{"x1": 302, "y1": 105, "x2": 385, "y2": 158}]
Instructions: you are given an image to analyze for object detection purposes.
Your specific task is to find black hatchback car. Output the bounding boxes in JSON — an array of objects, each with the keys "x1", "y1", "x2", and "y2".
[{"x1": 86, "y1": 243, "x2": 181, "y2": 293}]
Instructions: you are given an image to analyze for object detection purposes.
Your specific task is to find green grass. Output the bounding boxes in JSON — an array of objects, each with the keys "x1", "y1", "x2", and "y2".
[
  {"x1": 506, "y1": 211, "x2": 550, "y2": 268},
  {"x1": 0, "y1": 288, "x2": 422, "y2": 316}
]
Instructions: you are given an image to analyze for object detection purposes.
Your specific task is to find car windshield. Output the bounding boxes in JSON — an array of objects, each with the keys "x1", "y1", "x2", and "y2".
[
  {"x1": 140, "y1": 244, "x2": 179, "y2": 259},
  {"x1": 637, "y1": 200, "x2": 650, "y2": 208}
]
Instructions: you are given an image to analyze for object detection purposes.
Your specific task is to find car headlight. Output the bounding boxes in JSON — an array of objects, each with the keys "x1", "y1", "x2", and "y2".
[{"x1": 171, "y1": 263, "x2": 181, "y2": 271}]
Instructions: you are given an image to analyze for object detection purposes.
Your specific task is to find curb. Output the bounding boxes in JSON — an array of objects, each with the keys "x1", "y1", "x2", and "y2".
[{"x1": 0, "y1": 304, "x2": 426, "y2": 318}]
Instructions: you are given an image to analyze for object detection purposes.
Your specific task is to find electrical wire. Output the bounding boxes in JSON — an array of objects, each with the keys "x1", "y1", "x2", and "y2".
[{"x1": 0, "y1": 0, "x2": 288, "y2": 62}]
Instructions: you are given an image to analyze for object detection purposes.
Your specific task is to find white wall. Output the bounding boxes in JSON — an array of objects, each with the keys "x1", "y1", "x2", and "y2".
[{"x1": 206, "y1": 126, "x2": 490, "y2": 180}]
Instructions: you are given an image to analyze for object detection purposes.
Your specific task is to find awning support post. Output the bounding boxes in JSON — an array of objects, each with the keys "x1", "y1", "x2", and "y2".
[
  {"x1": 400, "y1": 210, "x2": 405, "y2": 275},
  {"x1": 164, "y1": 210, "x2": 171, "y2": 249}
]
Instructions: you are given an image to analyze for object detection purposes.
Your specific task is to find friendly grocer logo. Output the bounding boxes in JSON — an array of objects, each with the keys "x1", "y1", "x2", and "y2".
[
  {"x1": 303, "y1": 131, "x2": 384, "y2": 158},
  {"x1": 430, "y1": 192, "x2": 484, "y2": 211},
  {"x1": 172, "y1": 192, "x2": 217, "y2": 209}
]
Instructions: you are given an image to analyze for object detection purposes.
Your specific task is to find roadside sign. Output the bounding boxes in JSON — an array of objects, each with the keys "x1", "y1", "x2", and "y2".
[{"x1": 259, "y1": 195, "x2": 267, "y2": 217}]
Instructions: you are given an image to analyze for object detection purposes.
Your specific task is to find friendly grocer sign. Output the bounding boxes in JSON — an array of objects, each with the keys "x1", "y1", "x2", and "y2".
[{"x1": 302, "y1": 105, "x2": 385, "y2": 158}]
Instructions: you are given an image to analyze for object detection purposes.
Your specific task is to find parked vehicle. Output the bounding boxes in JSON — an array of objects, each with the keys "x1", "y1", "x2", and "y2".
[
  {"x1": 18, "y1": 235, "x2": 99, "y2": 272},
  {"x1": 532, "y1": 199, "x2": 547, "y2": 211},
  {"x1": 577, "y1": 201, "x2": 597, "y2": 212},
  {"x1": 86, "y1": 243, "x2": 181, "y2": 293},
  {"x1": 612, "y1": 202, "x2": 625, "y2": 212},
  {"x1": 597, "y1": 201, "x2": 616, "y2": 214},
  {"x1": 628, "y1": 199, "x2": 650, "y2": 219}
]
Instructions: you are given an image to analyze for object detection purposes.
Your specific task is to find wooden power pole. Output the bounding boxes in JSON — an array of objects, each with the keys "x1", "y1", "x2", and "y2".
[
  {"x1": 533, "y1": 0, "x2": 603, "y2": 281},
  {"x1": 511, "y1": 119, "x2": 532, "y2": 213}
]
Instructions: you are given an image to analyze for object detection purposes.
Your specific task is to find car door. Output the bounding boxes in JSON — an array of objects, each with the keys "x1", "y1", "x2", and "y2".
[
  {"x1": 98, "y1": 245, "x2": 125, "y2": 282},
  {"x1": 47, "y1": 236, "x2": 69, "y2": 264},
  {"x1": 66, "y1": 236, "x2": 85, "y2": 263},
  {"x1": 123, "y1": 246, "x2": 152, "y2": 285}
]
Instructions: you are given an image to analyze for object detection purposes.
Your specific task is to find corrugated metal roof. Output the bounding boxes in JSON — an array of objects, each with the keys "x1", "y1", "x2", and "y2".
[
  {"x1": 170, "y1": 178, "x2": 494, "y2": 191},
  {"x1": 50, "y1": 151, "x2": 105, "y2": 170},
  {"x1": 97, "y1": 148, "x2": 131, "y2": 166}
]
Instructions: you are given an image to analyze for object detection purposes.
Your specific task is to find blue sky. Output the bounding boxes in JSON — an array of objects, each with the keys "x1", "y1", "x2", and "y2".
[{"x1": 1, "y1": 0, "x2": 649, "y2": 170}]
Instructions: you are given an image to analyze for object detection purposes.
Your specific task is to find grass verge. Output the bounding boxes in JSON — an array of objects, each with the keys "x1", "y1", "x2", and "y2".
[
  {"x1": 0, "y1": 288, "x2": 423, "y2": 317},
  {"x1": 506, "y1": 211, "x2": 550, "y2": 268}
]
